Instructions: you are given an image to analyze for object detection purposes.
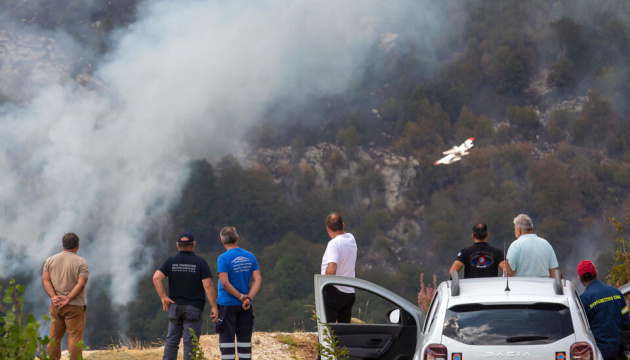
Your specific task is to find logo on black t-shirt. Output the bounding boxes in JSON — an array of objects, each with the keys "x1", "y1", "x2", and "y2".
[
  {"x1": 470, "y1": 252, "x2": 494, "y2": 268},
  {"x1": 172, "y1": 263, "x2": 198, "y2": 273}
]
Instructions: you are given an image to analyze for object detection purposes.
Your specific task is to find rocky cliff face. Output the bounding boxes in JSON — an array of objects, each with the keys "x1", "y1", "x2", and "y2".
[
  {"x1": 0, "y1": 30, "x2": 72, "y2": 103},
  {"x1": 242, "y1": 142, "x2": 428, "y2": 268},
  {"x1": 244, "y1": 143, "x2": 420, "y2": 212}
]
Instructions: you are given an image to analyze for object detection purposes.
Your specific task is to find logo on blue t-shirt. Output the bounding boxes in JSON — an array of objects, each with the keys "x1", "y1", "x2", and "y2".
[
  {"x1": 233, "y1": 256, "x2": 250, "y2": 264},
  {"x1": 232, "y1": 256, "x2": 254, "y2": 273}
]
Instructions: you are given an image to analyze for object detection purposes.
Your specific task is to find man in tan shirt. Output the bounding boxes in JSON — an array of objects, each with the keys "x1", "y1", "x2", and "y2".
[{"x1": 42, "y1": 232, "x2": 89, "y2": 360}]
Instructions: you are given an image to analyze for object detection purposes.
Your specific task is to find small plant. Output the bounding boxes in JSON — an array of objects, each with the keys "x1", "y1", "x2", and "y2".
[
  {"x1": 188, "y1": 328, "x2": 206, "y2": 360},
  {"x1": 75, "y1": 340, "x2": 88, "y2": 360},
  {"x1": 277, "y1": 333, "x2": 316, "y2": 360},
  {"x1": 313, "y1": 314, "x2": 349, "y2": 360},
  {"x1": 417, "y1": 273, "x2": 438, "y2": 314},
  {"x1": 0, "y1": 278, "x2": 52, "y2": 360},
  {"x1": 277, "y1": 333, "x2": 299, "y2": 347},
  {"x1": 278, "y1": 334, "x2": 300, "y2": 360}
]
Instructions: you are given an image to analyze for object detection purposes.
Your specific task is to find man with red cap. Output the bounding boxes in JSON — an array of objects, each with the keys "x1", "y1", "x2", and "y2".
[{"x1": 577, "y1": 260, "x2": 630, "y2": 360}]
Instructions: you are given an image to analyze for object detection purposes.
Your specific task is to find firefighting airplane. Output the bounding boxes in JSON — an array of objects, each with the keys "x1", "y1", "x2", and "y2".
[{"x1": 434, "y1": 137, "x2": 475, "y2": 165}]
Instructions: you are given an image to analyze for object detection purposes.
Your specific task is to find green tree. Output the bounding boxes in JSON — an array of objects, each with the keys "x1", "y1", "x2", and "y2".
[
  {"x1": 550, "y1": 17, "x2": 589, "y2": 69},
  {"x1": 380, "y1": 97, "x2": 401, "y2": 122},
  {"x1": 489, "y1": 46, "x2": 530, "y2": 95},
  {"x1": 572, "y1": 91, "x2": 615, "y2": 145},
  {"x1": 548, "y1": 59, "x2": 576, "y2": 90},
  {"x1": 213, "y1": 156, "x2": 291, "y2": 251},
  {"x1": 292, "y1": 189, "x2": 341, "y2": 244},
  {"x1": 84, "y1": 276, "x2": 120, "y2": 349},
  {"x1": 260, "y1": 233, "x2": 322, "y2": 301},
  {"x1": 125, "y1": 273, "x2": 167, "y2": 342},
  {"x1": 428, "y1": 191, "x2": 466, "y2": 259},
  {"x1": 0, "y1": 279, "x2": 52, "y2": 360},
  {"x1": 506, "y1": 105, "x2": 540, "y2": 141},
  {"x1": 172, "y1": 160, "x2": 217, "y2": 245},
  {"x1": 336, "y1": 127, "x2": 359, "y2": 156},
  {"x1": 608, "y1": 211, "x2": 630, "y2": 287},
  {"x1": 527, "y1": 155, "x2": 583, "y2": 221},
  {"x1": 448, "y1": 39, "x2": 483, "y2": 93},
  {"x1": 454, "y1": 107, "x2": 494, "y2": 144}
]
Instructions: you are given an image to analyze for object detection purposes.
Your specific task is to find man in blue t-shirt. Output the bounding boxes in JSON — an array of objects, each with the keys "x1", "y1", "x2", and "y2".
[
  {"x1": 578, "y1": 260, "x2": 630, "y2": 360},
  {"x1": 216, "y1": 226, "x2": 262, "y2": 360},
  {"x1": 153, "y1": 232, "x2": 218, "y2": 360}
]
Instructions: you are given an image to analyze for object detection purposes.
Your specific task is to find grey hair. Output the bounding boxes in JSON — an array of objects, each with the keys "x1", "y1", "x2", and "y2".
[
  {"x1": 220, "y1": 226, "x2": 239, "y2": 244},
  {"x1": 513, "y1": 214, "x2": 534, "y2": 231}
]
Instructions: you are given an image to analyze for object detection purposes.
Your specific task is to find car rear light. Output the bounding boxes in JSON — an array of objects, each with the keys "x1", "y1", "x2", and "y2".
[
  {"x1": 570, "y1": 342, "x2": 593, "y2": 360},
  {"x1": 424, "y1": 344, "x2": 447, "y2": 360}
]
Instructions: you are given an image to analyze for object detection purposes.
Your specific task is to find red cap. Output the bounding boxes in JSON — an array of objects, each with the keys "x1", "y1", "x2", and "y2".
[{"x1": 577, "y1": 260, "x2": 597, "y2": 278}]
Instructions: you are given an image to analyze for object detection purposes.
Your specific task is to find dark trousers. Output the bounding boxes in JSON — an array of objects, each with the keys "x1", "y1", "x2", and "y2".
[
  {"x1": 323, "y1": 285, "x2": 355, "y2": 323},
  {"x1": 163, "y1": 304, "x2": 202, "y2": 360},
  {"x1": 216, "y1": 305, "x2": 254, "y2": 359}
]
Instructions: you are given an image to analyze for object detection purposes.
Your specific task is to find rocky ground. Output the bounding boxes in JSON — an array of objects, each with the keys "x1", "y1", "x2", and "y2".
[{"x1": 76, "y1": 332, "x2": 319, "y2": 360}]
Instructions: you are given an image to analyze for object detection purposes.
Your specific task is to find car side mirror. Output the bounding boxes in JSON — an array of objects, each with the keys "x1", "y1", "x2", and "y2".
[{"x1": 387, "y1": 308, "x2": 401, "y2": 324}]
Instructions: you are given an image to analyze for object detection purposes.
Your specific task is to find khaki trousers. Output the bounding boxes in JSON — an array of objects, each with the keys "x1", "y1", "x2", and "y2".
[{"x1": 47, "y1": 304, "x2": 86, "y2": 360}]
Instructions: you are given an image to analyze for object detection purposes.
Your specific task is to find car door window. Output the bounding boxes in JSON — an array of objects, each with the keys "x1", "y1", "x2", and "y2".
[
  {"x1": 574, "y1": 290, "x2": 590, "y2": 331},
  {"x1": 351, "y1": 287, "x2": 405, "y2": 324},
  {"x1": 423, "y1": 292, "x2": 441, "y2": 334}
]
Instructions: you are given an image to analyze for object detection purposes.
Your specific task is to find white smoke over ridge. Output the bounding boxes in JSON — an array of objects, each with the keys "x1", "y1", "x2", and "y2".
[{"x1": 0, "y1": 0, "x2": 451, "y2": 306}]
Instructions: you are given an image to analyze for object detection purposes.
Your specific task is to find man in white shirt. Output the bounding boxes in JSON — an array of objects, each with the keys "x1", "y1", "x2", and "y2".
[{"x1": 321, "y1": 212, "x2": 357, "y2": 323}]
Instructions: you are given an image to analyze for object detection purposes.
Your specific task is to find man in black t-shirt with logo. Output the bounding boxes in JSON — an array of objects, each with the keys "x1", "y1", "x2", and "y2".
[
  {"x1": 449, "y1": 223, "x2": 506, "y2": 278},
  {"x1": 153, "y1": 231, "x2": 218, "y2": 360}
]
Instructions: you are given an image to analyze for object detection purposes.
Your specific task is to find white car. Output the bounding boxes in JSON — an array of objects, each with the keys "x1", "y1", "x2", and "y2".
[{"x1": 314, "y1": 272, "x2": 629, "y2": 360}]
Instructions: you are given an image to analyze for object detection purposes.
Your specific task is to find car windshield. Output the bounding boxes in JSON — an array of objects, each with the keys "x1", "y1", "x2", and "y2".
[{"x1": 443, "y1": 303, "x2": 574, "y2": 345}]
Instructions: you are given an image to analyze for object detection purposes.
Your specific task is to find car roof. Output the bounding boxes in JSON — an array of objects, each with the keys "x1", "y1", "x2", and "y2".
[{"x1": 444, "y1": 277, "x2": 573, "y2": 307}]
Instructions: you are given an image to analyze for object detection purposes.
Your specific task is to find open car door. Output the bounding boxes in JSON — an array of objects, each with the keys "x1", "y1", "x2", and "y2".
[{"x1": 314, "y1": 275, "x2": 424, "y2": 360}]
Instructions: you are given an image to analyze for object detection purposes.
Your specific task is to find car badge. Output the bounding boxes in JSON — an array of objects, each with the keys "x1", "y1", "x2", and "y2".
[
  {"x1": 556, "y1": 352, "x2": 566, "y2": 360},
  {"x1": 452, "y1": 353, "x2": 462, "y2": 360}
]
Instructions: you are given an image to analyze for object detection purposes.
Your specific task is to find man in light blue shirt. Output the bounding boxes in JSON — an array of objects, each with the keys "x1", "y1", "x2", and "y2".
[{"x1": 505, "y1": 214, "x2": 559, "y2": 277}]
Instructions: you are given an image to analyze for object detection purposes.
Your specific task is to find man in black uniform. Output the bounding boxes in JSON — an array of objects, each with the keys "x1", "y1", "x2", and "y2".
[
  {"x1": 578, "y1": 260, "x2": 630, "y2": 360},
  {"x1": 153, "y1": 232, "x2": 218, "y2": 360},
  {"x1": 449, "y1": 223, "x2": 506, "y2": 278}
]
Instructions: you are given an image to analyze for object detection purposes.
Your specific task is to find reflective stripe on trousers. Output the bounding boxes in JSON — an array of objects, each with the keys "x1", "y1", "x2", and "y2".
[
  {"x1": 219, "y1": 343, "x2": 251, "y2": 359},
  {"x1": 217, "y1": 305, "x2": 254, "y2": 359}
]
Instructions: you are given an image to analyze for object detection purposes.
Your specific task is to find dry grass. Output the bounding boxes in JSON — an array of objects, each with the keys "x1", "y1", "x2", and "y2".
[{"x1": 82, "y1": 332, "x2": 318, "y2": 360}]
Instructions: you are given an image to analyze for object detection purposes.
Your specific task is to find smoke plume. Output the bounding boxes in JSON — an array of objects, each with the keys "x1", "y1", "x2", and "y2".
[{"x1": 0, "y1": 0, "x2": 452, "y2": 307}]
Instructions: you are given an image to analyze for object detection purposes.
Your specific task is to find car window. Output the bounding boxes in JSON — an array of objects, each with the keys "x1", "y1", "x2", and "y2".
[
  {"x1": 574, "y1": 290, "x2": 590, "y2": 331},
  {"x1": 350, "y1": 287, "x2": 407, "y2": 325},
  {"x1": 443, "y1": 303, "x2": 574, "y2": 345},
  {"x1": 423, "y1": 292, "x2": 441, "y2": 334}
]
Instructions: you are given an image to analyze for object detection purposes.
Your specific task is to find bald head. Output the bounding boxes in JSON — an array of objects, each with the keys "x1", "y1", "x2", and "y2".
[{"x1": 326, "y1": 212, "x2": 344, "y2": 232}]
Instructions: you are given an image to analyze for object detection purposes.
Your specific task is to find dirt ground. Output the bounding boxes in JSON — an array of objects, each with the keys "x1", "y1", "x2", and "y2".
[{"x1": 82, "y1": 332, "x2": 319, "y2": 360}]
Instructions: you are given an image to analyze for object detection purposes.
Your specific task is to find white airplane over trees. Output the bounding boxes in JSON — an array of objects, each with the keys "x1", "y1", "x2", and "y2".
[{"x1": 434, "y1": 137, "x2": 475, "y2": 165}]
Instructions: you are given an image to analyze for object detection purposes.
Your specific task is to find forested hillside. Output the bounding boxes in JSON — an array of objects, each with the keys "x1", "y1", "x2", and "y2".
[
  {"x1": 2, "y1": 0, "x2": 630, "y2": 349},
  {"x1": 118, "y1": 0, "x2": 630, "y2": 344}
]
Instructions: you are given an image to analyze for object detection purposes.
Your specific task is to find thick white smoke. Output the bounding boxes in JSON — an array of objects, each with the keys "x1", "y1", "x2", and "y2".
[{"x1": 0, "y1": 0, "x2": 450, "y2": 305}]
